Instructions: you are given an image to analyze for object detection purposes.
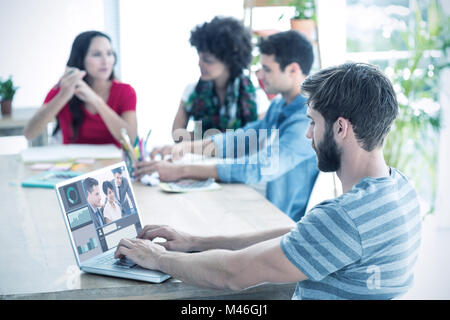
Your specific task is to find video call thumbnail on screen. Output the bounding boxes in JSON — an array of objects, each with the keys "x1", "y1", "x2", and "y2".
[{"x1": 58, "y1": 166, "x2": 142, "y2": 262}]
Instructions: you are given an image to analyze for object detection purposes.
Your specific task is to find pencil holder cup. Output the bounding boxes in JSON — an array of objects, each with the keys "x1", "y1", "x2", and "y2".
[{"x1": 122, "y1": 149, "x2": 134, "y2": 178}]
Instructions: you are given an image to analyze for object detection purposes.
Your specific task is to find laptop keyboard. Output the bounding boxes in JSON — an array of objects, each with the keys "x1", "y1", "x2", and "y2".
[
  {"x1": 115, "y1": 257, "x2": 137, "y2": 268},
  {"x1": 97, "y1": 254, "x2": 137, "y2": 269}
]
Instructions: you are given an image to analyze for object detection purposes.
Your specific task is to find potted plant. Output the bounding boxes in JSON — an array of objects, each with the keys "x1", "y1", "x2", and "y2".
[
  {"x1": 0, "y1": 76, "x2": 19, "y2": 116},
  {"x1": 289, "y1": 0, "x2": 316, "y2": 36},
  {"x1": 270, "y1": 0, "x2": 317, "y2": 39}
]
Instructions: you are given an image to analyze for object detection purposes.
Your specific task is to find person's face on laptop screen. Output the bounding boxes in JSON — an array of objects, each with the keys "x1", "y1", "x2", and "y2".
[{"x1": 59, "y1": 165, "x2": 142, "y2": 262}]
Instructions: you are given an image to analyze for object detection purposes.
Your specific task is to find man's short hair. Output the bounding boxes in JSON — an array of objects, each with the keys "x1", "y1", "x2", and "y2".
[
  {"x1": 83, "y1": 177, "x2": 99, "y2": 194},
  {"x1": 112, "y1": 167, "x2": 123, "y2": 175},
  {"x1": 258, "y1": 30, "x2": 314, "y2": 75},
  {"x1": 301, "y1": 62, "x2": 399, "y2": 151}
]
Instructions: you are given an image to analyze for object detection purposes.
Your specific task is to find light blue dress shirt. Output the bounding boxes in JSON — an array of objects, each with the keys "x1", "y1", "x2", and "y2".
[{"x1": 211, "y1": 94, "x2": 319, "y2": 222}]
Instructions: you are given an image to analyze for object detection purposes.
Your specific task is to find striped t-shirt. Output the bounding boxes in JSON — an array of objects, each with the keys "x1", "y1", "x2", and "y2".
[{"x1": 281, "y1": 168, "x2": 422, "y2": 299}]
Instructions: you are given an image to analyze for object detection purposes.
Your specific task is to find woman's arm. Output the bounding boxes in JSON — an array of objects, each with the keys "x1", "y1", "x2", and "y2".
[
  {"x1": 74, "y1": 80, "x2": 138, "y2": 143},
  {"x1": 24, "y1": 94, "x2": 69, "y2": 140},
  {"x1": 24, "y1": 69, "x2": 86, "y2": 140},
  {"x1": 172, "y1": 101, "x2": 193, "y2": 142},
  {"x1": 95, "y1": 100, "x2": 138, "y2": 143}
]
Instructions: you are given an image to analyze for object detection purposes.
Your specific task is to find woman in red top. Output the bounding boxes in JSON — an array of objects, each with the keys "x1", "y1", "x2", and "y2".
[{"x1": 24, "y1": 31, "x2": 137, "y2": 147}]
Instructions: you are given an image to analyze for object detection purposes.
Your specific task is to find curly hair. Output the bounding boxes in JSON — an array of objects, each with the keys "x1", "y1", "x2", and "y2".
[{"x1": 190, "y1": 16, "x2": 252, "y2": 80}]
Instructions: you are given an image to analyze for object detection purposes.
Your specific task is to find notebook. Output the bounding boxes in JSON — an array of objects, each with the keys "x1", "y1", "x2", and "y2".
[
  {"x1": 21, "y1": 144, "x2": 121, "y2": 163},
  {"x1": 55, "y1": 161, "x2": 170, "y2": 283},
  {"x1": 22, "y1": 171, "x2": 82, "y2": 189}
]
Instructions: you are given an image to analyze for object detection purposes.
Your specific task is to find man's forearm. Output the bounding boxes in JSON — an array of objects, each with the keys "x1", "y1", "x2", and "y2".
[
  {"x1": 156, "y1": 233, "x2": 299, "y2": 291},
  {"x1": 179, "y1": 164, "x2": 219, "y2": 180},
  {"x1": 157, "y1": 249, "x2": 238, "y2": 290},
  {"x1": 189, "y1": 138, "x2": 217, "y2": 157},
  {"x1": 191, "y1": 227, "x2": 293, "y2": 252}
]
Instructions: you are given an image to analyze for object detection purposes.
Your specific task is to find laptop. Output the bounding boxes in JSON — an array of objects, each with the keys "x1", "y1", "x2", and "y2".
[{"x1": 55, "y1": 161, "x2": 170, "y2": 283}]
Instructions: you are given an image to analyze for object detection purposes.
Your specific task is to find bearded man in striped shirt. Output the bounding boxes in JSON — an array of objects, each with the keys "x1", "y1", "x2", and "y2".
[{"x1": 115, "y1": 62, "x2": 421, "y2": 300}]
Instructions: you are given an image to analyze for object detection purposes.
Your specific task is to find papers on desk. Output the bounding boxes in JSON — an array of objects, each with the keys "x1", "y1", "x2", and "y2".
[
  {"x1": 139, "y1": 173, "x2": 221, "y2": 193},
  {"x1": 21, "y1": 144, "x2": 121, "y2": 163},
  {"x1": 140, "y1": 172, "x2": 161, "y2": 186},
  {"x1": 138, "y1": 153, "x2": 221, "y2": 192},
  {"x1": 159, "y1": 178, "x2": 221, "y2": 193},
  {"x1": 22, "y1": 160, "x2": 90, "y2": 188}
]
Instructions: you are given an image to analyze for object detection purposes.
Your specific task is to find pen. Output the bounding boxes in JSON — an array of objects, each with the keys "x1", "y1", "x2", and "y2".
[
  {"x1": 143, "y1": 129, "x2": 152, "y2": 156},
  {"x1": 134, "y1": 145, "x2": 140, "y2": 161},
  {"x1": 120, "y1": 128, "x2": 137, "y2": 163},
  {"x1": 138, "y1": 138, "x2": 144, "y2": 161}
]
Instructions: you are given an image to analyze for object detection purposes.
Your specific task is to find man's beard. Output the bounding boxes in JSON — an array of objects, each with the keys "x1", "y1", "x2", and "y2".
[{"x1": 312, "y1": 124, "x2": 342, "y2": 172}]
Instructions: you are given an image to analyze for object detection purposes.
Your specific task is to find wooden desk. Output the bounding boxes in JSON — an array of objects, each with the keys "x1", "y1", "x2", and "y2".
[
  {"x1": 0, "y1": 107, "x2": 48, "y2": 146},
  {"x1": 0, "y1": 154, "x2": 296, "y2": 300}
]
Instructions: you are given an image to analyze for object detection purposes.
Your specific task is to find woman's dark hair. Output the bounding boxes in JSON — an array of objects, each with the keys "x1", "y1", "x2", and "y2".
[
  {"x1": 102, "y1": 180, "x2": 115, "y2": 196},
  {"x1": 258, "y1": 30, "x2": 314, "y2": 75},
  {"x1": 53, "y1": 31, "x2": 116, "y2": 139},
  {"x1": 301, "y1": 62, "x2": 399, "y2": 151},
  {"x1": 189, "y1": 16, "x2": 252, "y2": 80}
]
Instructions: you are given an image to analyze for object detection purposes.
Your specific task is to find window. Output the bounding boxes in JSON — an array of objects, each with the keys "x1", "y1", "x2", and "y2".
[{"x1": 345, "y1": 0, "x2": 447, "y2": 215}]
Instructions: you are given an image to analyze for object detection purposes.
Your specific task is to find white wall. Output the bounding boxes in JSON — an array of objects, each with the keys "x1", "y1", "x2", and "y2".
[
  {"x1": 119, "y1": 0, "x2": 243, "y2": 148},
  {"x1": 316, "y1": 0, "x2": 346, "y2": 68},
  {"x1": 0, "y1": 0, "x2": 106, "y2": 108}
]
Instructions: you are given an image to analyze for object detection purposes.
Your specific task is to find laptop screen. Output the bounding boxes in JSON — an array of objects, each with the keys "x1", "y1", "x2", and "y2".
[{"x1": 56, "y1": 162, "x2": 142, "y2": 263}]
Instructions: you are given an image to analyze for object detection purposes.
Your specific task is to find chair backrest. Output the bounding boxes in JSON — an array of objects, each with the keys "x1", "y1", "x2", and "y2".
[{"x1": 305, "y1": 171, "x2": 342, "y2": 213}]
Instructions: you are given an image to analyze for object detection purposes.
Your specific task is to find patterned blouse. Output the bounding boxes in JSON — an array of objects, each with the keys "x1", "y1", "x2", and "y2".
[{"x1": 184, "y1": 74, "x2": 258, "y2": 136}]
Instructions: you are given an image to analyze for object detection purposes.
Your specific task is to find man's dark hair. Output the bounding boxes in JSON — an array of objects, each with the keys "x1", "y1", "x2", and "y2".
[
  {"x1": 301, "y1": 62, "x2": 399, "y2": 151},
  {"x1": 83, "y1": 177, "x2": 99, "y2": 194},
  {"x1": 258, "y1": 30, "x2": 314, "y2": 75},
  {"x1": 112, "y1": 167, "x2": 123, "y2": 175},
  {"x1": 190, "y1": 16, "x2": 252, "y2": 80}
]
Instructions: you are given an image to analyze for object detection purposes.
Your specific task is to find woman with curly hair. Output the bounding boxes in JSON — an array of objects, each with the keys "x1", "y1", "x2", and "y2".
[{"x1": 171, "y1": 16, "x2": 259, "y2": 142}]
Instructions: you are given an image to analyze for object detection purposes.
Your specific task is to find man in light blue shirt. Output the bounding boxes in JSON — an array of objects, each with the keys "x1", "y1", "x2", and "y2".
[{"x1": 135, "y1": 31, "x2": 319, "y2": 222}]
